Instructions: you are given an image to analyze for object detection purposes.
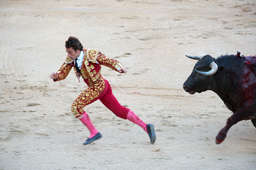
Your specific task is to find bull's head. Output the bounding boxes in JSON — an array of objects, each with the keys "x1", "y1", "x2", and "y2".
[{"x1": 183, "y1": 55, "x2": 218, "y2": 94}]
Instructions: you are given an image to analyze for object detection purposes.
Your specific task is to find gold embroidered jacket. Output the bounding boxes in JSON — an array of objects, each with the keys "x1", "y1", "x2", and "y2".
[{"x1": 54, "y1": 49, "x2": 123, "y2": 87}]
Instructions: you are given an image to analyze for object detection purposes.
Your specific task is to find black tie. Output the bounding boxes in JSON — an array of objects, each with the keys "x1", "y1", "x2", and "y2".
[{"x1": 75, "y1": 59, "x2": 81, "y2": 73}]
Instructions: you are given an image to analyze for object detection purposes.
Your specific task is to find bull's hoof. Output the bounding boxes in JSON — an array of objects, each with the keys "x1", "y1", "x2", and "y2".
[
  {"x1": 251, "y1": 119, "x2": 256, "y2": 128},
  {"x1": 215, "y1": 133, "x2": 226, "y2": 144},
  {"x1": 215, "y1": 138, "x2": 224, "y2": 144}
]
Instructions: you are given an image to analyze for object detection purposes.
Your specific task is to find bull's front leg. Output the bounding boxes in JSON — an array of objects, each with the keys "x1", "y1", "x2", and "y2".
[
  {"x1": 251, "y1": 119, "x2": 256, "y2": 128},
  {"x1": 216, "y1": 113, "x2": 243, "y2": 144}
]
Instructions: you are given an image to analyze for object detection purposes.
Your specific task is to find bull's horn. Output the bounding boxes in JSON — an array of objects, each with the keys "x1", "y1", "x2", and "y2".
[
  {"x1": 196, "y1": 61, "x2": 218, "y2": 76},
  {"x1": 185, "y1": 55, "x2": 202, "y2": 60}
]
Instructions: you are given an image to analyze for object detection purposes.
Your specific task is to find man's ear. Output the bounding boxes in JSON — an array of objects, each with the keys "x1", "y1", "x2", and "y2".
[{"x1": 75, "y1": 50, "x2": 81, "y2": 56}]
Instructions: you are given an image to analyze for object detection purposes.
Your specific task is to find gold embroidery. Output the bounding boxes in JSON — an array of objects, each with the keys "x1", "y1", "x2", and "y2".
[
  {"x1": 60, "y1": 49, "x2": 123, "y2": 118},
  {"x1": 87, "y1": 49, "x2": 98, "y2": 63},
  {"x1": 64, "y1": 56, "x2": 74, "y2": 64},
  {"x1": 90, "y1": 65, "x2": 95, "y2": 69},
  {"x1": 71, "y1": 78, "x2": 105, "y2": 118},
  {"x1": 55, "y1": 61, "x2": 73, "y2": 81},
  {"x1": 96, "y1": 52, "x2": 120, "y2": 72}
]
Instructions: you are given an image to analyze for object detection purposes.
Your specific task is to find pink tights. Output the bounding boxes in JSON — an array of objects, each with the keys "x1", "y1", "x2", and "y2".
[{"x1": 79, "y1": 79, "x2": 147, "y2": 138}]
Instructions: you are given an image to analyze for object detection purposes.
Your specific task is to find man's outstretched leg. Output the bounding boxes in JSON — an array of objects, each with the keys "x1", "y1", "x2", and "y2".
[
  {"x1": 100, "y1": 80, "x2": 156, "y2": 144},
  {"x1": 127, "y1": 109, "x2": 156, "y2": 144}
]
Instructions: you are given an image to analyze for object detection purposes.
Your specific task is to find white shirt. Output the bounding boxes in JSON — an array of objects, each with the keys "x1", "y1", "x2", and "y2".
[{"x1": 76, "y1": 51, "x2": 84, "y2": 70}]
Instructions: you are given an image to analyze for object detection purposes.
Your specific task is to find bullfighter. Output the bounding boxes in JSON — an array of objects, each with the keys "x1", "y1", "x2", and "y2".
[{"x1": 50, "y1": 36, "x2": 156, "y2": 145}]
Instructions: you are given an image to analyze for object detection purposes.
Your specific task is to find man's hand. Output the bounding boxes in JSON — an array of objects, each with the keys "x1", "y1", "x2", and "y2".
[
  {"x1": 116, "y1": 63, "x2": 127, "y2": 73},
  {"x1": 50, "y1": 72, "x2": 58, "y2": 81},
  {"x1": 119, "y1": 67, "x2": 127, "y2": 73}
]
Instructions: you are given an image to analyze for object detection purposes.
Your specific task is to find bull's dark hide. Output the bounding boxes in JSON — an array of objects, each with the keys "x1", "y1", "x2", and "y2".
[
  {"x1": 243, "y1": 56, "x2": 256, "y2": 107},
  {"x1": 183, "y1": 54, "x2": 256, "y2": 144}
]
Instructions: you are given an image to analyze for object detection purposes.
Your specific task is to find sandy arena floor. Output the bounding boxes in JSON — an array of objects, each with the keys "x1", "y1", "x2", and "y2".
[{"x1": 0, "y1": 0, "x2": 256, "y2": 169}]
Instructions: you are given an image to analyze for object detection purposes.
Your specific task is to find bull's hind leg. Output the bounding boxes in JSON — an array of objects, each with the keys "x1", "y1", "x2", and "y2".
[
  {"x1": 216, "y1": 113, "x2": 243, "y2": 144},
  {"x1": 252, "y1": 119, "x2": 256, "y2": 128}
]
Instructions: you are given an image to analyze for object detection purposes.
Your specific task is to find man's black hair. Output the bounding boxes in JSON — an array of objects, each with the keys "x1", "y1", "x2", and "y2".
[{"x1": 65, "y1": 36, "x2": 83, "y2": 51}]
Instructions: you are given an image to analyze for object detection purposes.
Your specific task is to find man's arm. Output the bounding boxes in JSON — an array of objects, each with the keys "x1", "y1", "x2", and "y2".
[
  {"x1": 95, "y1": 51, "x2": 126, "y2": 73},
  {"x1": 50, "y1": 56, "x2": 74, "y2": 82}
]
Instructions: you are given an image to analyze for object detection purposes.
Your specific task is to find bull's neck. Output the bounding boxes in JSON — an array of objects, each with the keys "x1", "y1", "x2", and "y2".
[{"x1": 211, "y1": 71, "x2": 241, "y2": 112}]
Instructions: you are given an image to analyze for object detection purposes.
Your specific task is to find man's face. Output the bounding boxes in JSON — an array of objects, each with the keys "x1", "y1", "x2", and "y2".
[{"x1": 66, "y1": 47, "x2": 80, "y2": 60}]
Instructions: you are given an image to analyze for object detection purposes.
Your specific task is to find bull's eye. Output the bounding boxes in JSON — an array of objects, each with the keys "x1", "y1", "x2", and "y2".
[
  {"x1": 219, "y1": 66, "x2": 224, "y2": 71},
  {"x1": 196, "y1": 66, "x2": 210, "y2": 72}
]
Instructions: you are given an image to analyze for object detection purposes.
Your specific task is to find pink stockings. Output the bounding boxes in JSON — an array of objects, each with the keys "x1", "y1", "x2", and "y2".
[
  {"x1": 79, "y1": 112, "x2": 98, "y2": 138},
  {"x1": 127, "y1": 110, "x2": 147, "y2": 132},
  {"x1": 78, "y1": 79, "x2": 147, "y2": 138}
]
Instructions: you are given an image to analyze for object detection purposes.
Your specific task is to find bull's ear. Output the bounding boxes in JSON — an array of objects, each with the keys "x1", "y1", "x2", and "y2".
[{"x1": 236, "y1": 51, "x2": 241, "y2": 57}]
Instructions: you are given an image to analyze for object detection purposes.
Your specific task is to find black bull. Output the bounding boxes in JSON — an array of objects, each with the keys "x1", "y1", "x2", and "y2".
[{"x1": 183, "y1": 53, "x2": 256, "y2": 144}]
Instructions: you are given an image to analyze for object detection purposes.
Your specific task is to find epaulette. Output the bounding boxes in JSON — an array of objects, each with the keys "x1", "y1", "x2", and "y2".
[
  {"x1": 87, "y1": 49, "x2": 99, "y2": 64},
  {"x1": 64, "y1": 56, "x2": 74, "y2": 64}
]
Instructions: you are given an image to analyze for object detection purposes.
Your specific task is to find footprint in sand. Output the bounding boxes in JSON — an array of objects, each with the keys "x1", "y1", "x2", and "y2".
[
  {"x1": 132, "y1": 68, "x2": 149, "y2": 75},
  {"x1": 120, "y1": 16, "x2": 138, "y2": 20},
  {"x1": 119, "y1": 128, "x2": 130, "y2": 132},
  {"x1": 0, "y1": 131, "x2": 11, "y2": 141},
  {"x1": 0, "y1": 110, "x2": 10, "y2": 113},
  {"x1": 114, "y1": 52, "x2": 132, "y2": 59},
  {"x1": 241, "y1": 7, "x2": 252, "y2": 13},
  {"x1": 224, "y1": 26, "x2": 233, "y2": 30},
  {"x1": 138, "y1": 36, "x2": 164, "y2": 41},
  {"x1": 26, "y1": 103, "x2": 40, "y2": 107},
  {"x1": 160, "y1": 120, "x2": 178, "y2": 127},
  {"x1": 152, "y1": 148, "x2": 161, "y2": 152},
  {"x1": 34, "y1": 132, "x2": 49, "y2": 137}
]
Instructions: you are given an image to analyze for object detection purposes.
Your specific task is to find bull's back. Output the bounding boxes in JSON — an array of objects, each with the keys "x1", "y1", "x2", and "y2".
[
  {"x1": 243, "y1": 56, "x2": 256, "y2": 108},
  {"x1": 215, "y1": 55, "x2": 256, "y2": 111}
]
